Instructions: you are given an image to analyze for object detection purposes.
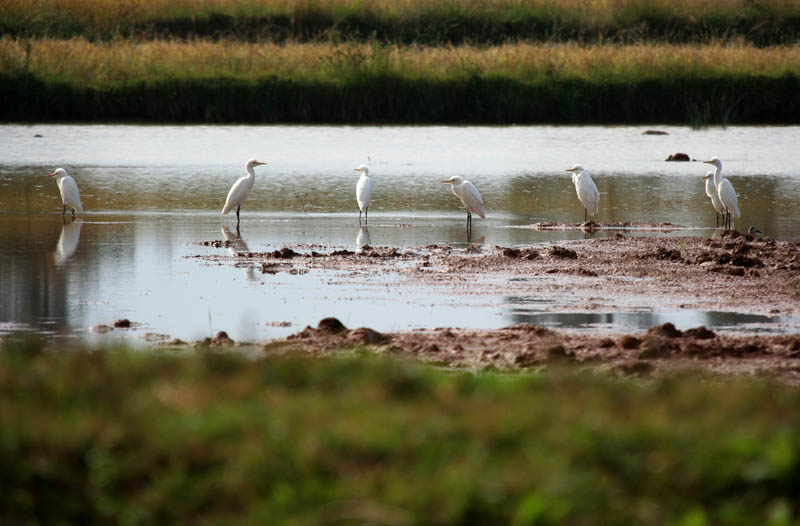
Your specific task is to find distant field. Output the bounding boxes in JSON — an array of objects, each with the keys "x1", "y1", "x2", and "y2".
[
  {"x1": 2, "y1": 0, "x2": 800, "y2": 44},
  {"x1": 2, "y1": 342, "x2": 800, "y2": 524},
  {"x1": 1, "y1": 37, "x2": 798, "y2": 123}
]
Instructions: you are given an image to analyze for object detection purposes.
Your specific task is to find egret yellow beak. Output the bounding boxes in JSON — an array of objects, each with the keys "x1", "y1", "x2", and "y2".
[
  {"x1": 441, "y1": 178, "x2": 455, "y2": 183},
  {"x1": 703, "y1": 160, "x2": 713, "y2": 165},
  {"x1": 46, "y1": 171, "x2": 57, "y2": 177}
]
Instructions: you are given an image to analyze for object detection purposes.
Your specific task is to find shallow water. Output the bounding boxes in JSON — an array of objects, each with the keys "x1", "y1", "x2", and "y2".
[{"x1": 2, "y1": 124, "x2": 799, "y2": 343}]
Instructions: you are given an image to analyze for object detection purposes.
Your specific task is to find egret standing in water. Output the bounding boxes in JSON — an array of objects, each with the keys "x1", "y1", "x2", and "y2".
[
  {"x1": 354, "y1": 164, "x2": 373, "y2": 224},
  {"x1": 703, "y1": 170, "x2": 725, "y2": 227},
  {"x1": 441, "y1": 176, "x2": 486, "y2": 232},
  {"x1": 221, "y1": 159, "x2": 267, "y2": 225},
  {"x1": 704, "y1": 157, "x2": 740, "y2": 230},
  {"x1": 47, "y1": 168, "x2": 83, "y2": 219},
  {"x1": 566, "y1": 164, "x2": 599, "y2": 223}
]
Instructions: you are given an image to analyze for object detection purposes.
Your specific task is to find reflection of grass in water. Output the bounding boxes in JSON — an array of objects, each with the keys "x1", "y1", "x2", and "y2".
[
  {"x1": 2, "y1": 338, "x2": 800, "y2": 524},
  {"x1": 2, "y1": 0, "x2": 800, "y2": 44},
  {"x1": 2, "y1": 38, "x2": 799, "y2": 123}
]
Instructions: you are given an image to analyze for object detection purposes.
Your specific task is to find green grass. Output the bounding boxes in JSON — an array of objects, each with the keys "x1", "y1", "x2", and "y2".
[
  {"x1": 2, "y1": 338, "x2": 800, "y2": 524},
  {"x1": 2, "y1": 0, "x2": 800, "y2": 44},
  {"x1": 2, "y1": 38, "x2": 799, "y2": 124}
]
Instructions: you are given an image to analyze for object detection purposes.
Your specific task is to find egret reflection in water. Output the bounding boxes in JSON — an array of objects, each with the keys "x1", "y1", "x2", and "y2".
[
  {"x1": 55, "y1": 219, "x2": 82, "y2": 265},
  {"x1": 357, "y1": 226, "x2": 371, "y2": 247},
  {"x1": 221, "y1": 225, "x2": 250, "y2": 254},
  {"x1": 221, "y1": 225, "x2": 257, "y2": 282}
]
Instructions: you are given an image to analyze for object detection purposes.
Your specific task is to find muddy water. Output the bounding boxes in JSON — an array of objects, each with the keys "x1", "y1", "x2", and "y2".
[{"x1": 2, "y1": 124, "x2": 799, "y2": 343}]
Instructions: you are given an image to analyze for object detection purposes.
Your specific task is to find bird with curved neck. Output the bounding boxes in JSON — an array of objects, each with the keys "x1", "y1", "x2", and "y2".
[
  {"x1": 354, "y1": 165, "x2": 373, "y2": 224},
  {"x1": 47, "y1": 167, "x2": 83, "y2": 219},
  {"x1": 703, "y1": 157, "x2": 740, "y2": 230},
  {"x1": 221, "y1": 159, "x2": 267, "y2": 225},
  {"x1": 441, "y1": 176, "x2": 486, "y2": 232},
  {"x1": 566, "y1": 164, "x2": 599, "y2": 223}
]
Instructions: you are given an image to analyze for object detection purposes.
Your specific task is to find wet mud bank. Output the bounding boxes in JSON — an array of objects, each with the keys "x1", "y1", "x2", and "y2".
[
  {"x1": 194, "y1": 229, "x2": 800, "y2": 318},
  {"x1": 265, "y1": 317, "x2": 800, "y2": 385},
  {"x1": 186, "y1": 230, "x2": 800, "y2": 382}
]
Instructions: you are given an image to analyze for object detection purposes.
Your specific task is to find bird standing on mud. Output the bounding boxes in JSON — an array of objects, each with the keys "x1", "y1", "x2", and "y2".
[
  {"x1": 354, "y1": 165, "x2": 373, "y2": 224},
  {"x1": 704, "y1": 157, "x2": 740, "y2": 230},
  {"x1": 566, "y1": 164, "x2": 599, "y2": 223},
  {"x1": 221, "y1": 159, "x2": 267, "y2": 226},
  {"x1": 47, "y1": 168, "x2": 83, "y2": 219},
  {"x1": 441, "y1": 176, "x2": 486, "y2": 232}
]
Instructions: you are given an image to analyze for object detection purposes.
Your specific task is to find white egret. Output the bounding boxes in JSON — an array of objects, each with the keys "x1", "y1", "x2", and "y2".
[
  {"x1": 565, "y1": 164, "x2": 599, "y2": 223},
  {"x1": 704, "y1": 157, "x2": 740, "y2": 230},
  {"x1": 441, "y1": 176, "x2": 486, "y2": 231},
  {"x1": 354, "y1": 165, "x2": 373, "y2": 224},
  {"x1": 221, "y1": 159, "x2": 267, "y2": 224},
  {"x1": 47, "y1": 168, "x2": 83, "y2": 218},
  {"x1": 703, "y1": 170, "x2": 725, "y2": 227}
]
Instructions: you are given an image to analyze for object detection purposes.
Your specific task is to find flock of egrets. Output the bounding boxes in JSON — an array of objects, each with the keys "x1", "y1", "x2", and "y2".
[{"x1": 46, "y1": 155, "x2": 740, "y2": 231}]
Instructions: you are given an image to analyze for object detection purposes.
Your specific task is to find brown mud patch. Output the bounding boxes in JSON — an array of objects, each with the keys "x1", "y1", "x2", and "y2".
[
  {"x1": 191, "y1": 233, "x2": 800, "y2": 317},
  {"x1": 186, "y1": 233, "x2": 800, "y2": 382},
  {"x1": 267, "y1": 318, "x2": 800, "y2": 385}
]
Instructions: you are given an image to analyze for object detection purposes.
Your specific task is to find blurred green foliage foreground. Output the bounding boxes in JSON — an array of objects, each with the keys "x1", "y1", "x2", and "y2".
[{"x1": 2, "y1": 339, "x2": 800, "y2": 525}]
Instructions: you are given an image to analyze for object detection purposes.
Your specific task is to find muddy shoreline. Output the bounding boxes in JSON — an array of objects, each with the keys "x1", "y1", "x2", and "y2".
[{"x1": 169, "y1": 229, "x2": 800, "y2": 381}]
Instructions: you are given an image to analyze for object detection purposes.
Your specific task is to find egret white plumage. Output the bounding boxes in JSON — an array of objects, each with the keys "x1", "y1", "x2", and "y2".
[
  {"x1": 703, "y1": 170, "x2": 725, "y2": 227},
  {"x1": 704, "y1": 157, "x2": 740, "y2": 230},
  {"x1": 354, "y1": 165, "x2": 373, "y2": 224},
  {"x1": 565, "y1": 164, "x2": 599, "y2": 223},
  {"x1": 47, "y1": 168, "x2": 83, "y2": 218},
  {"x1": 441, "y1": 176, "x2": 485, "y2": 231},
  {"x1": 221, "y1": 159, "x2": 267, "y2": 224}
]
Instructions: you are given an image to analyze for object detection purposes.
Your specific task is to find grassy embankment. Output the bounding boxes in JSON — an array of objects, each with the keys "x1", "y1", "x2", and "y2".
[
  {"x1": 2, "y1": 37, "x2": 800, "y2": 124},
  {"x1": 2, "y1": 0, "x2": 800, "y2": 44},
  {"x1": 2, "y1": 340, "x2": 800, "y2": 524}
]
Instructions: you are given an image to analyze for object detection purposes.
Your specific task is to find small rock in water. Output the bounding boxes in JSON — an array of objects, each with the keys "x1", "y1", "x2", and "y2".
[
  {"x1": 114, "y1": 318, "x2": 132, "y2": 328},
  {"x1": 212, "y1": 331, "x2": 234, "y2": 346},
  {"x1": 665, "y1": 153, "x2": 691, "y2": 162},
  {"x1": 317, "y1": 317, "x2": 347, "y2": 334},
  {"x1": 643, "y1": 130, "x2": 669, "y2": 135}
]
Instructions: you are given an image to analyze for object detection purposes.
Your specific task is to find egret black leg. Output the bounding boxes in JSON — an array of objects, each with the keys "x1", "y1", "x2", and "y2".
[
  {"x1": 71, "y1": 208, "x2": 75, "y2": 219},
  {"x1": 359, "y1": 210, "x2": 362, "y2": 224},
  {"x1": 365, "y1": 208, "x2": 368, "y2": 225},
  {"x1": 715, "y1": 213, "x2": 719, "y2": 227},
  {"x1": 584, "y1": 208, "x2": 587, "y2": 223},
  {"x1": 236, "y1": 205, "x2": 240, "y2": 224},
  {"x1": 62, "y1": 205, "x2": 66, "y2": 216}
]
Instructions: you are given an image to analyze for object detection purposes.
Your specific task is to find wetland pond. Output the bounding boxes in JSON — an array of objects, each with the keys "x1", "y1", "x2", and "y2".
[{"x1": 2, "y1": 124, "x2": 800, "y2": 344}]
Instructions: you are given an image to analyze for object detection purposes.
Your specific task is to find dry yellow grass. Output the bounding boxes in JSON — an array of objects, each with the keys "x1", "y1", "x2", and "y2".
[
  {"x1": 2, "y1": 37, "x2": 799, "y2": 86},
  {"x1": 2, "y1": 0, "x2": 800, "y2": 33}
]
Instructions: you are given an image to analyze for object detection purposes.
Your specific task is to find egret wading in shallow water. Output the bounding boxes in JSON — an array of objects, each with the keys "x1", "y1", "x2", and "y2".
[
  {"x1": 566, "y1": 164, "x2": 599, "y2": 223},
  {"x1": 441, "y1": 176, "x2": 485, "y2": 232},
  {"x1": 221, "y1": 159, "x2": 267, "y2": 226},
  {"x1": 703, "y1": 170, "x2": 725, "y2": 227},
  {"x1": 704, "y1": 157, "x2": 740, "y2": 230},
  {"x1": 47, "y1": 168, "x2": 83, "y2": 219},
  {"x1": 354, "y1": 165, "x2": 373, "y2": 224}
]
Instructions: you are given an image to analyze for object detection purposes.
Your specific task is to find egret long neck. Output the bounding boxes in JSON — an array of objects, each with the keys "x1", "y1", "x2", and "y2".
[
  {"x1": 246, "y1": 165, "x2": 257, "y2": 178},
  {"x1": 712, "y1": 164, "x2": 722, "y2": 188}
]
